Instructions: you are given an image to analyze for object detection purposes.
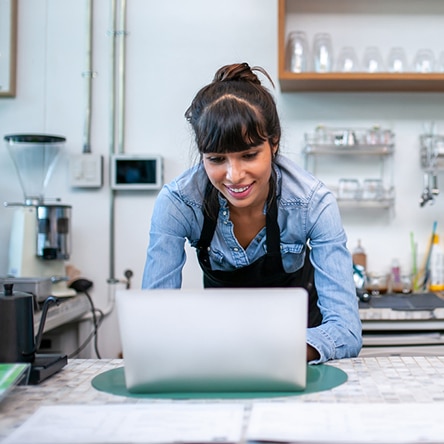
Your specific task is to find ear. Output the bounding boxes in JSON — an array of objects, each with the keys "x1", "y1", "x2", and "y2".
[{"x1": 271, "y1": 144, "x2": 278, "y2": 157}]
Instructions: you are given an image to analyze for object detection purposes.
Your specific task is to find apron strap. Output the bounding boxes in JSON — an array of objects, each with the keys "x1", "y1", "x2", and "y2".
[
  {"x1": 196, "y1": 183, "x2": 218, "y2": 260},
  {"x1": 265, "y1": 196, "x2": 281, "y2": 255}
]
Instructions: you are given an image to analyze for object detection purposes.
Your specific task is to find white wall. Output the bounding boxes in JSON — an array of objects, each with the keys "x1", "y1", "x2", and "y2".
[{"x1": 0, "y1": 0, "x2": 443, "y2": 358}]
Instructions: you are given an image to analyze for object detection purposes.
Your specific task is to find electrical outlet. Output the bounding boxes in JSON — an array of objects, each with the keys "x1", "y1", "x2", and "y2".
[{"x1": 69, "y1": 154, "x2": 103, "y2": 188}]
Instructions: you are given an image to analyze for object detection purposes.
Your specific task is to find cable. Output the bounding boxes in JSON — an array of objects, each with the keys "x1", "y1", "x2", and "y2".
[{"x1": 68, "y1": 290, "x2": 104, "y2": 359}]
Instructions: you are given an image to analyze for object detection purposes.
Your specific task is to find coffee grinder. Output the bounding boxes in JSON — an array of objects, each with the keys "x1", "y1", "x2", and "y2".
[
  {"x1": 1, "y1": 134, "x2": 73, "y2": 382},
  {"x1": 3, "y1": 134, "x2": 76, "y2": 299}
]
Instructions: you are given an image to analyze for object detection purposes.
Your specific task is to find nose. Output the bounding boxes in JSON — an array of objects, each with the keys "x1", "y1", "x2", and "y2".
[{"x1": 225, "y1": 158, "x2": 244, "y2": 183}]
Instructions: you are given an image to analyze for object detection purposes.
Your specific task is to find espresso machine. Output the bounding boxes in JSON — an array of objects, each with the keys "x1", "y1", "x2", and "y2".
[
  {"x1": 0, "y1": 134, "x2": 72, "y2": 381},
  {"x1": 3, "y1": 134, "x2": 76, "y2": 300}
]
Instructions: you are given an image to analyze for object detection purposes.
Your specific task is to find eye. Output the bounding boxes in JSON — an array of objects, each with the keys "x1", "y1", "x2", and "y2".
[
  {"x1": 243, "y1": 151, "x2": 259, "y2": 160},
  {"x1": 206, "y1": 155, "x2": 225, "y2": 164}
]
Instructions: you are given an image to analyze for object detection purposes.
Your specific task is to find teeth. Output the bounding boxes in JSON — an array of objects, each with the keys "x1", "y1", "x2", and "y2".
[{"x1": 230, "y1": 186, "x2": 249, "y2": 193}]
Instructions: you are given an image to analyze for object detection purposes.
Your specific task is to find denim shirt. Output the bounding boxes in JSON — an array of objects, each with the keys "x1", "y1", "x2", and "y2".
[{"x1": 142, "y1": 154, "x2": 362, "y2": 363}]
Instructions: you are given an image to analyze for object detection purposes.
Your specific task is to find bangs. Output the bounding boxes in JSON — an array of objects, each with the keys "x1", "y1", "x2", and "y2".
[{"x1": 197, "y1": 97, "x2": 268, "y2": 154}]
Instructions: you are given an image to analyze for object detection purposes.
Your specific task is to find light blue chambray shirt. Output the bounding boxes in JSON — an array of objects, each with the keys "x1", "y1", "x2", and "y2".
[{"x1": 142, "y1": 154, "x2": 362, "y2": 363}]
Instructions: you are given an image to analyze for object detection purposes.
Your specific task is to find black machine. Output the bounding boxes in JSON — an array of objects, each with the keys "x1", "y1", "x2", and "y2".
[{"x1": 0, "y1": 283, "x2": 67, "y2": 384}]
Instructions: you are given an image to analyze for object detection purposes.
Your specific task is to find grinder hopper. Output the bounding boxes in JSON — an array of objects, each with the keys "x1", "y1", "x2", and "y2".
[{"x1": 4, "y1": 134, "x2": 65, "y2": 205}]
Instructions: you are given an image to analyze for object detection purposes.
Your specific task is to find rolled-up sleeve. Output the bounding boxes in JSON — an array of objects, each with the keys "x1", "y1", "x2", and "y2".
[{"x1": 305, "y1": 186, "x2": 362, "y2": 363}]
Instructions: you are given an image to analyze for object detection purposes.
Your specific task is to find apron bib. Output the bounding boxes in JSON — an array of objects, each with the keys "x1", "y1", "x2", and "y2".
[{"x1": 196, "y1": 192, "x2": 322, "y2": 328}]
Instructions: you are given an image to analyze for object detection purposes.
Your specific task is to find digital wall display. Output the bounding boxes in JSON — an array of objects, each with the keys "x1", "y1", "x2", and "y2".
[{"x1": 111, "y1": 155, "x2": 163, "y2": 190}]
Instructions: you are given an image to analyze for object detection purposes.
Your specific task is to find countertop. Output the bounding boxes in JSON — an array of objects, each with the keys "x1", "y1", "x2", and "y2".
[
  {"x1": 1, "y1": 357, "x2": 444, "y2": 442},
  {"x1": 359, "y1": 292, "x2": 444, "y2": 322}
]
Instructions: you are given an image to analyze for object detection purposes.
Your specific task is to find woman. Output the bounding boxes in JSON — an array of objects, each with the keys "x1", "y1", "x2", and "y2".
[{"x1": 142, "y1": 62, "x2": 362, "y2": 363}]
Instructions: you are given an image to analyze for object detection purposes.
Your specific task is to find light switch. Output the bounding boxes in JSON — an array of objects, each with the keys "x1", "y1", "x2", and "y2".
[{"x1": 69, "y1": 154, "x2": 103, "y2": 188}]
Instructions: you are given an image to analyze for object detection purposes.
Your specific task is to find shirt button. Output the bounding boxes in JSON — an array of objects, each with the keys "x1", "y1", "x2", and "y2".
[
  {"x1": 233, "y1": 247, "x2": 239, "y2": 252},
  {"x1": 223, "y1": 211, "x2": 227, "y2": 216}
]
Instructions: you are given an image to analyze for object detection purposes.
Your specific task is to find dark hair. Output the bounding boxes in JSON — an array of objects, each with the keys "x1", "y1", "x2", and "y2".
[
  {"x1": 185, "y1": 63, "x2": 280, "y2": 218},
  {"x1": 185, "y1": 63, "x2": 281, "y2": 155}
]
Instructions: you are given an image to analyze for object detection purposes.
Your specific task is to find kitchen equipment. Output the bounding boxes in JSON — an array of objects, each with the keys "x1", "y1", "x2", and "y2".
[
  {"x1": 0, "y1": 283, "x2": 55, "y2": 363},
  {"x1": 338, "y1": 178, "x2": 361, "y2": 200},
  {"x1": 0, "y1": 276, "x2": 52, "y2": 302},
  {"x1": 362, "y1": 47, "x2": 384, "y2": 73},
  {"x1": 439, "y1": 51, "x2": 444, "y2": 73},
  {"x1": 413, "y1": 49, "x2": 435, "y2": 73},
  {"x1": 391, "y1": 274, "x2": 413, "y2": 294},
  {"x1": 365, "y1": 273, "x2": 389, "y2": 296},
  {"x1": 362, "y1": 178, "x2": 384, "y2": 200},
  {"x1": 312, "y1": 33, "x2": 333, "y2": 73},
  {"x1": 387, "y1": 47, "x2": 408, "y2": 73},
  {"x1": 419, "y1": 132, "x2": 444, "y2": 207},
  {"x1": 0, "y1": 282, "x2": 67, "y2": 383},
  {"x1": 336, "y1": 46, "x2": 359, "y2": 72},
  {"x1": 286, "y1": 31, "x2": 309, "y2": 73},
  {"x1": 3, "y1": 134, "x2": 76, "y2": 298}
]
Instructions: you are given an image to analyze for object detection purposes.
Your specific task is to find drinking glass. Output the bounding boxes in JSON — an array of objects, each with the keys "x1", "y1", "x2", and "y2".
[
  {"x1": 286, "y1": 31, "x2": 309, "y2": 73},
  {"x1": 391, "y1": 274, "x2": 413, "y2": 294},
  {"x1": 338, "y1": 178, "x2": 361, "y2": 200},
  {"x1": 387, "y1": 47, "x2": 408, "y2": 73},
  {"x1": 362, "y1": 47, "x2": 384, "y2": 73},
  {"x1": 312, "y1": 33, "x2": 333, "y2": 73},
  {"x1": 366, "y1": 127, "x2": 382, "y2": 145},
  {"x1": 438, "y1": 51, "x2": 444, "y2": 73},
  {"x1": 365, "y1": 273, "x2": 389, "y2": 296},
  {"x1": 413, "y1": 49, "x2": 435, "y2": 73},
  {"x1": 336, "y1": 47, "x2": 359, "y2": 72},
  {"x1": 362, "y1": 179, "x2": 384, "y2": 200}
]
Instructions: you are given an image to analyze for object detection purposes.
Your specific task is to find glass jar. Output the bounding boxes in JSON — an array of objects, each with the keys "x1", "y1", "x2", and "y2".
[
  {"x1": 286, "y1": 31, "x2": 309, "y2": 73},
  {"x1": 312, "y1": 33, "x2": 333, "y2": 73}
]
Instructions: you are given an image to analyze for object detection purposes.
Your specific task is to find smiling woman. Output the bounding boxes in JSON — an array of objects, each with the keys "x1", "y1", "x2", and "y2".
[{"x1": 141, "y1": 62, "x2": 362, "y2": 364}]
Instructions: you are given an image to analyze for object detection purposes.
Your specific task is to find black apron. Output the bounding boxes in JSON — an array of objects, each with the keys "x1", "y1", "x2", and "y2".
[{"x1": 196, "y1": 193, "x2": 322, "y2": 328}]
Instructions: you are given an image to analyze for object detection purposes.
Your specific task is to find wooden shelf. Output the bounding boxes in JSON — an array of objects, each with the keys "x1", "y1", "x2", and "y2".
[
  {"x1": 279, "y1": 72, "x2": 444, "y2": 92},
  {"x1": 278, "y1": 0, "x2": 444, "y2": 92}
]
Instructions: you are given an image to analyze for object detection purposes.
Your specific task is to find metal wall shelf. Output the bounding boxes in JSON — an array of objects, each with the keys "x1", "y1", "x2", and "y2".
[{"x1": 303, "y1": 127, "x2": 395, "y2": 210}]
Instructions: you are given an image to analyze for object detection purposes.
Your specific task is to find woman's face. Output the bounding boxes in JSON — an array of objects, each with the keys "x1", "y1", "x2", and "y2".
[{"x1": 202, "y1": 141, "x2": 277, "y2": 211}]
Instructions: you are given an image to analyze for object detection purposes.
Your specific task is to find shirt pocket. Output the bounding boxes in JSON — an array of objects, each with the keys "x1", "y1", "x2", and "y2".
[
  {"x1": 280, "y1": 242, "x2": 306, "y2": 273},
  {"x1": 208, "y1": 247, "x2": 225, "y2": 266}
]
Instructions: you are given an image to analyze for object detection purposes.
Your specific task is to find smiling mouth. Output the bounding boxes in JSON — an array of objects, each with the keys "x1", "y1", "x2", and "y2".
[{"x1": 227, "y1": 185, "x2": 251, "y2": 194}]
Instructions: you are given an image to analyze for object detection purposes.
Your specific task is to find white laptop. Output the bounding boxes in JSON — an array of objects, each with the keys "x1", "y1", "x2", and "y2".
[{"x1": 116, "y1": 288, "x2": 308, "y2": 393}]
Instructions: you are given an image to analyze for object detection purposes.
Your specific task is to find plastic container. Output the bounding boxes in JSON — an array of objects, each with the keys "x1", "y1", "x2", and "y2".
[{"x1": 429, "y1": 234, "x2": 444, "y2": 292}]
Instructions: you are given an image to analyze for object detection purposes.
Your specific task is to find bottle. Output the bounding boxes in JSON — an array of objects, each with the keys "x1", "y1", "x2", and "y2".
[
  {"x1": 352, "y1": 239, "x2": 367, "y2": 270},
  {"x1": 429, "y1": 234, "x2": 444, "y2": 292},
  {"x1": 390, "y1": 258, "x2": 401, "y2": 292}
]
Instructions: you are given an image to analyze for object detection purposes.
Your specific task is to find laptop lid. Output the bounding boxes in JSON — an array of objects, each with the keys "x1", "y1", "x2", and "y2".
[{"x1": 116, "y1": 288, "x2": 308, "y2": 393}]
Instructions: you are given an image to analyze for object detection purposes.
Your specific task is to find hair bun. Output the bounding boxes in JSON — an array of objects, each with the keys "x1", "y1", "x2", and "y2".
[
  {"x1": 212, "y1": 63, "x2": 275, "y2": 88},
  {"x1": 213, "y1": 63, "x2": 261, "y2": 84}
]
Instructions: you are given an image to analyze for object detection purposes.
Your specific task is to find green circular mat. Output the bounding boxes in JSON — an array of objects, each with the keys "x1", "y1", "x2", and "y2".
[{"x1": 91, "y1": 364, "x2": 347, "y2": 399}]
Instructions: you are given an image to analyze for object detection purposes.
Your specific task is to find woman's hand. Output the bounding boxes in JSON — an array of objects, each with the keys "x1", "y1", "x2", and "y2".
[{"x1": 307, "y1": 344, "x2": 320, "y2": 362}]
